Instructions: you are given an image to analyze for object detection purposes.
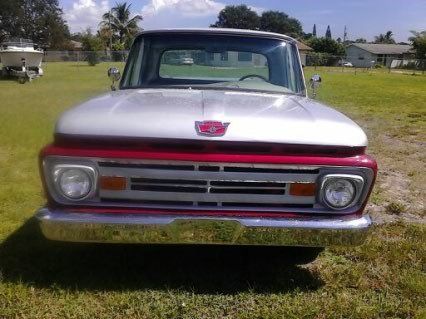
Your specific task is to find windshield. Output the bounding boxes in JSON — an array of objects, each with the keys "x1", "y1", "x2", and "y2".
[{"x1": 121, "y1": 33, "x2": 305, "y2": 95}]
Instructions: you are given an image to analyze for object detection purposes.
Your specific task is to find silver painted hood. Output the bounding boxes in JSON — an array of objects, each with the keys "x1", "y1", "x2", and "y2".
[{"x1": 56, "y1": 89, "x2": 367, "y2": 147}]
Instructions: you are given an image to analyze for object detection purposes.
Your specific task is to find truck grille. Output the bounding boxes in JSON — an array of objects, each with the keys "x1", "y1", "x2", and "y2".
[{"x1": 98, "y1": 160, "x2": 320, "y2": 212}]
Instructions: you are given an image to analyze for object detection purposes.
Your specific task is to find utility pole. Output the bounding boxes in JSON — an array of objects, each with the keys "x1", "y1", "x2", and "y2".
[{"x1": 343, "y1": 25, "x2": 347, "y2": 43}]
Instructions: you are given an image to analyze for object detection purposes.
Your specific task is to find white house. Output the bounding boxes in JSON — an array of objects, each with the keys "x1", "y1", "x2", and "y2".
[{"x1": 345, "y1": 43, "x2": 414, "y2": 67}]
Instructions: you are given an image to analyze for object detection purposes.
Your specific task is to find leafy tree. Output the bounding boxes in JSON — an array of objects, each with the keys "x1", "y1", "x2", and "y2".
[
  {"x1": 259, "y1": 10, "x2": 302, "y2": 37},
  {"x1": 374, "y1": 31, "x2": 396, "y2": 44},
  {"x1": 325, "y1": 25, "x2": 332, "y2": 39},
  {"x1": 408, "y1": 30, "x2": 426, "y2": 60},
  {"x1": 312, "y1": 24, "x2": 317, "y2": 37},
  {"x1": 0, "y1": 0, "x2": 70, "y2": 48},
  {"x1": 100, "y1": 2, "x2": 142, "y2": 49},
  {"x1": 307, "y1": 37, "x2": 345, "y2": 56},
  {"x1": 302, "y1": 33, "x2": 313, "y2": 40},
  {"x1": 98, "y1": 26, "x2": 113, "y2": 49},
  {"x1": 70, "y1": 32, "x2": 84, "y2": 42},
  {"x1": 355, "y1": 38, "x2": 367, "y2": 43},
  {"x1": 211, "y1": 5, "x2": 259, "y2": 30},
  {"x1": 81, "y1": 29, "x2": 105, "y2": 66},
  {"x1": 306, "y1": 37, "x2": 345, "y2": 66}
]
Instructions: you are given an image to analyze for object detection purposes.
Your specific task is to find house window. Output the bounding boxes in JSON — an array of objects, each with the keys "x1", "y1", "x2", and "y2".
[
  {"x1": 207, "y1": 52, "x2": 215, "y2": 61},
  {"x1": 358, "y1": 54, "x2": 364, "y2": 60},
  {"x1": 238, "y1": 52, "x2": 252, "y2": 62},
  {"x1": 220, "y1": 52, "x2": 228, "y2": 61}
]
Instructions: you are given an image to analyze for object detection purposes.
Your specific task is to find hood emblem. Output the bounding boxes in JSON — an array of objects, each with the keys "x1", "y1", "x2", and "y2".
[{"x1": 195, "y1": 121, "x2": 230, "y2": 137}]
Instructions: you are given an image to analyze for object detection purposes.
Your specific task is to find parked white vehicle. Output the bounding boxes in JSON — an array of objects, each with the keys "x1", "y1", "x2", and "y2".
[
  {"x1": 0, "y1": 38, "x2": 44, "y2": 82},
  {"x1": 338, "y1": 60, "x2": 354, "y2": 67},
  {"x1": 180, "y1": 57, "x2": 194, "y2": 65}
]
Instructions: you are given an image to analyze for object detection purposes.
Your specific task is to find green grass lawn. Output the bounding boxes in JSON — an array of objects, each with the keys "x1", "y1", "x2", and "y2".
[{"x1": 0, "y1": 63, "x2": 425, "y2": 318}]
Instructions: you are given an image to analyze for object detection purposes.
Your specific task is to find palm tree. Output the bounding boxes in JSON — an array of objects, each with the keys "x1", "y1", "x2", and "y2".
[
  {"x1": 100, "y1": 2, "x2": 142, "y2": 49},
  {"x1": 374, "y1": 31, "x2": 396, "y2": 44}
]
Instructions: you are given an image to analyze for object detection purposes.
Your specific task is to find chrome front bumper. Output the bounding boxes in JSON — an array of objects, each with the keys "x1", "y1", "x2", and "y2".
[{"x1": 36, "y1": 208, "x2": 372, "y2": 247}]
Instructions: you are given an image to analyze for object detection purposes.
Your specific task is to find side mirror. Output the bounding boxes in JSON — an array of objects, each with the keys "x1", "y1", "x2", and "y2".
[
  {"x1": 309, "y1": 74, "x2": 322, "y2": 98},
  {"x1": 107, "y1": 67, "x2": 121, "y2": 91}
]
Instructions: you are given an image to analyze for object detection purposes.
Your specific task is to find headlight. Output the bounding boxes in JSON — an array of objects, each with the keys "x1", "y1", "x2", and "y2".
[
  {"x1": 321, "y1": 175, "x2": 364, "y2": 210},
  {"x1": 58, "y1": 168, "x2": 91, "y2": 199},
  {"x1": 53, "y1": 164, "x2": 97, "y2": 201}
]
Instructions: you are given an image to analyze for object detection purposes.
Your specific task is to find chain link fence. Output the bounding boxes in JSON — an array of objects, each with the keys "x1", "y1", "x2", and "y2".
[
  {"x1": 300, "y1": 53, "x2": 425, "y2": 75},
  {"x1": 42, "y1": 50, "x2": 129, "y2": 64}
]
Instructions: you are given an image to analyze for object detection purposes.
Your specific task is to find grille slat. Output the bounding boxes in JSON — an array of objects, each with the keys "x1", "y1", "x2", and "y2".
[
  {"x1": 99, "y1": 162, "x2": 195, "y2": 171},
  {"x1": 223, "y1": 167, "x2": 319, "y2": 174},
  {"x1": 210, "y1": 181, "x2": 287, "y2": 188},
  {"x1": 210, "y1": 188, "x2": 285, "y2": 195},
  {"x1": 131, "y1": 177, "x2": 207, "y2": 186},
  {"x1": 131, "y1": 184, "x2": 207, "y2": 193}
]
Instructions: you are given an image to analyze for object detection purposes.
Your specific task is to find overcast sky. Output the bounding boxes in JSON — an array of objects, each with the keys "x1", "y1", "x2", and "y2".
[{"x1": 61, "y1": 0, "x2": 426, "y2": 42}]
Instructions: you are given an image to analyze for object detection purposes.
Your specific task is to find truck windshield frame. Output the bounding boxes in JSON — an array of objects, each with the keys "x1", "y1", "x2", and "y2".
[{"x1": 120, "y1": 33, "x2": 306, "y2": 95}]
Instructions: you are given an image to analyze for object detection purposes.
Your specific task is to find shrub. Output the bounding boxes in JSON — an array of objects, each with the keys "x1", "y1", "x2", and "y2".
[{"x1": 86, "y1": 52, "x2": 100, "y2": 66}]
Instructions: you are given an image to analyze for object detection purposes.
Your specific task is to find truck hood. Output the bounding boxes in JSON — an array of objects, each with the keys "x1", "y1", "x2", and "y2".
[{"x1": 56, "y1": 89, "x2": 367, "y2": 147}]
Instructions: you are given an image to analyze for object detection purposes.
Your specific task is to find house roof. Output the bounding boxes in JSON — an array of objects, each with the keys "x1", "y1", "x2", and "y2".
[
  {"x1": 348, "y1": 43, "x2": 413, "y2": 55},
  {"x1": 296, "y1": 40, "x2": 313, "y2": 51},
  {"x1": 70, "y1": 40, "x2": 82, "y2": 49}
]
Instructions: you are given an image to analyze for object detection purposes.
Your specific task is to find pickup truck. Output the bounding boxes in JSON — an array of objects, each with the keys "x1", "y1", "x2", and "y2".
[{"x1": 36, "y1": 29, "x2": 377, "y2": 261}]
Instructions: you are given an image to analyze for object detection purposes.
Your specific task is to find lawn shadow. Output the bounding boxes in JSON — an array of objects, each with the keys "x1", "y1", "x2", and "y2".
[
  {"x1": 0, "y1": 76, "x2": 20, "y2": 82},
  {"x1": 0, "y1": 218, "x2": 324, "y2": 294}
]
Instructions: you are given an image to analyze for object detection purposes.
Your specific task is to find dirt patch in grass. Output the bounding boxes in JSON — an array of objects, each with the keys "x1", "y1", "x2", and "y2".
[{"x1": 366, "y1": 133, "x2": 425, "y2": 224}]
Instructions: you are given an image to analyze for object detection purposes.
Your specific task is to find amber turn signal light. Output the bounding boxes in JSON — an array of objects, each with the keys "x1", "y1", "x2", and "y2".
[
  {"x1": 289, "y1": 183, "x2": 316, "y2": 196},
  {"x1": 100, "y1": 176, "x2": 127, "y2": 190}
]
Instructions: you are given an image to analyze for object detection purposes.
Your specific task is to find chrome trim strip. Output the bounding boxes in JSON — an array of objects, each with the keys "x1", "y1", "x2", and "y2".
[
  {"x1": 101, "y1": 190, "x2": 315, "y2": 204},
  {"x1": 36, "y1": 207, "x2": 371, "y2": 246}
]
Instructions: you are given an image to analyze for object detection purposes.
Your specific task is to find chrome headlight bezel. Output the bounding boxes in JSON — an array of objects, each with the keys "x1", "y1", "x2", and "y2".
[
  {"x1": 43, "y1": 157, "x2": 99, "y2": 203},
  {"x1": 320, "y1": 174, "x2": 365, "y2": 210}
]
